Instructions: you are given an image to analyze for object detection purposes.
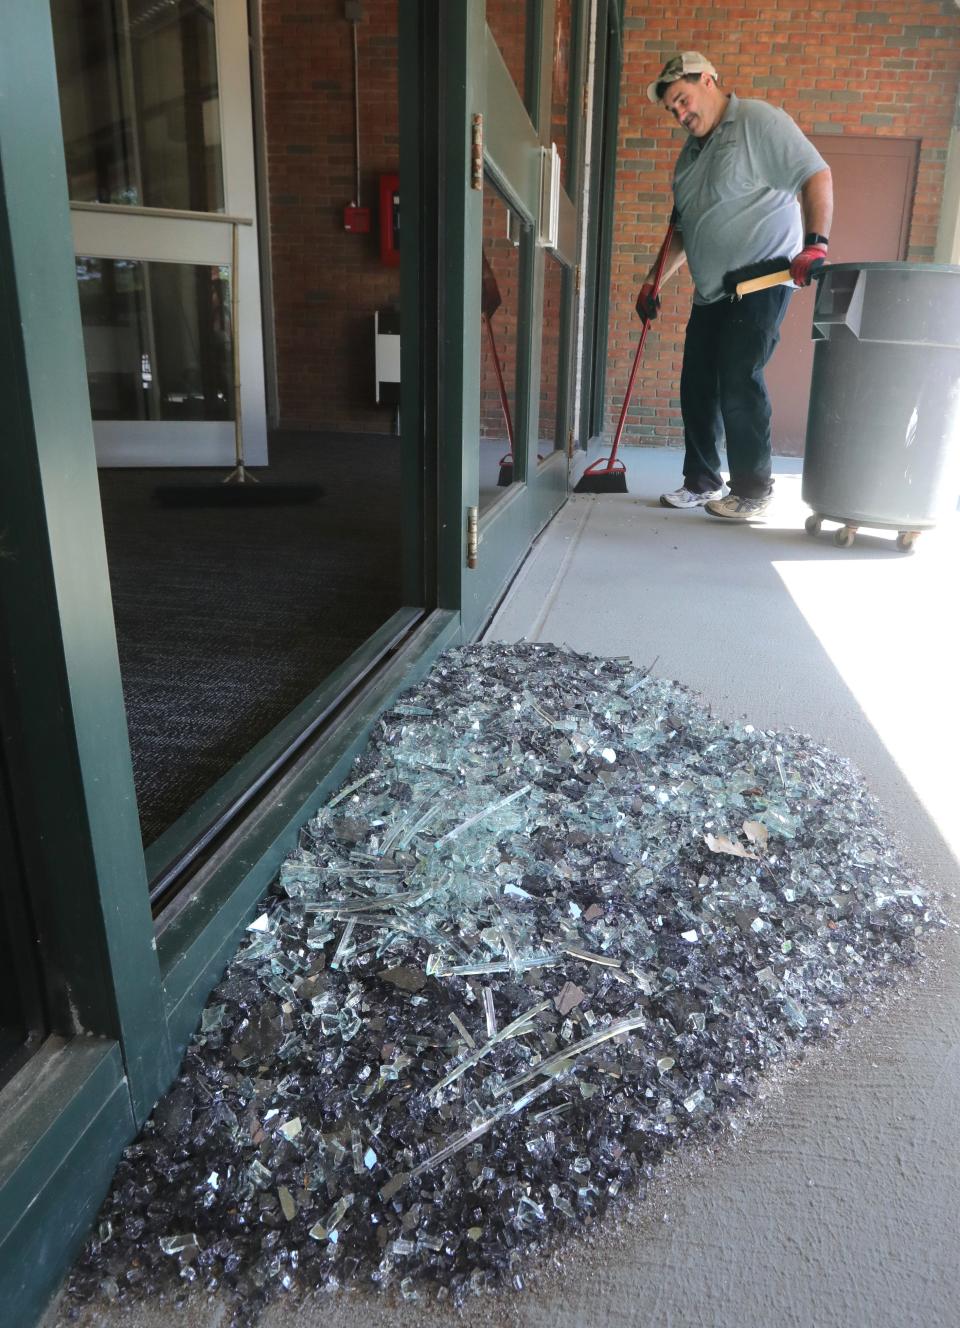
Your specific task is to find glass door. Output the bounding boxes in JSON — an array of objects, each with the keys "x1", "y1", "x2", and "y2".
[
  {"x1": 460, "y1": 1, "x2": 581, "y2": 636},
  {"x1": 52, "y1": 0, "x2": 267, "y2": 466}
]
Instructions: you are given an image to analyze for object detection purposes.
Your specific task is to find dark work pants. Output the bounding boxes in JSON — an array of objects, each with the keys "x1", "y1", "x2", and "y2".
[{"x1": 679, "y1": 286, "x2": 792, "y2": 499}]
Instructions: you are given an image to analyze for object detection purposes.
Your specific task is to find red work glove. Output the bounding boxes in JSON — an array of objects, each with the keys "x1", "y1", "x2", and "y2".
[
  {"x1": 789, "y1": 243, "x2": 828, "y2": 287},
  {"x1": 635, "y1": 282, "x2": 661, "y2": 322}
]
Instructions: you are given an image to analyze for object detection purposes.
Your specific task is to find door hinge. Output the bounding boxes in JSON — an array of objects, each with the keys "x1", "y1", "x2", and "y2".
[
  {"x1": 567, "y1": 429, "x2": 575, "y2": 459},
  {"x1": 575, "y1": 263, "x2": 582, "y2": 294},
  {"x1": 466, "y1": 506, "x2": 479, "y2": 568},
  {"x1": 582, "y1": 81, "x2": 589, "y2": 117},
  {"x1": 471, "y1": 114, "x2": 483, "y2": 191}
]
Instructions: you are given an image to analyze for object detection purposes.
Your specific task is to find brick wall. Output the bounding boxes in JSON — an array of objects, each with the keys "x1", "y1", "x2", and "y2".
[
  {"x1": 607, "y1": 0, "x2": 960, "y2": 447},
  {"x1": 261, "y1": 0, "x2": 399, "y2": 433}
]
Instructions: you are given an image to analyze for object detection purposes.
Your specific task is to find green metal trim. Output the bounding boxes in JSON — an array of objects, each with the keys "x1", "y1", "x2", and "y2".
[
  {"x1": 0, "y1": 1038, "x2": 135, "y2": 1326},
  {"x1": 436, "y1": 1, "x2": 484, "y2": 611},
  {"x1": 565, "y1": 0, "x2": 590, "y2": 198},
  {"x1": 157, "y1": 610, "x2": 461, "y2": 1058},
  {"x1": 144, "y1": 607, "x2": 425, "y2": 883},
  {"x1": 579, "y1": 0, "x2": 605, "y2": 445},
  {"x1": 587, "y1": 0, "x2": 623, "y2": 440},
  {"x1": 0, "y1": 0, "x2": 171, "y2": 1123},
  {"x1": 398, "y1": 6, "x2": 432, "y2": 611},
  {"x1": 522, "y1": 0, "x2": 538, "y2": 117},
  {"x1": 515, "y1": 230, "x2": 545, "y2": 484}
]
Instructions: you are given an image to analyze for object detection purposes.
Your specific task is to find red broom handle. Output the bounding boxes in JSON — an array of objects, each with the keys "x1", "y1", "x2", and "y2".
[
  {"x1": 484, "y1": 312, "x2": 514, "y2": 454},
  {"x1": 605, "y1": 210, "x2": 678, "y2": 469}
]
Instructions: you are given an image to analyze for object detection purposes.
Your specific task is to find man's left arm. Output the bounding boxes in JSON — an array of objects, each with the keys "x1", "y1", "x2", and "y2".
[
  {"x1": 791, "y1": 166, "x2": 834, "y2": 286},
  {"x1": 800, "y1": 167, "x2": 833, "y2": 241}
]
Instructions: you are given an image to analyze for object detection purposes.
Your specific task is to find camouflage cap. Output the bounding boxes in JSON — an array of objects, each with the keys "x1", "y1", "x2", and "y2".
[{"x1": 647, "y1": 51, "x2": 719, "y2": 104}]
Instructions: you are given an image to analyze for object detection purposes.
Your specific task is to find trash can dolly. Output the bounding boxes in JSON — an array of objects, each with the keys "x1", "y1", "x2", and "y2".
[{"x1": 802, "y1": 513, "x2": 922, "y2": 552}]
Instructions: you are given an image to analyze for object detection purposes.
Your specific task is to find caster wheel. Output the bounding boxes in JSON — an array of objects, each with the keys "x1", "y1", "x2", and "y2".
[
  {"x1": 896, "y1": 530, "x2": 919, "y2": 553},
  {"x1": 804, "y1": 514, "x2": 823, "y2": 536},
  {"x1": 834, "y1": 525, "x2": 856, "y2": 548}
]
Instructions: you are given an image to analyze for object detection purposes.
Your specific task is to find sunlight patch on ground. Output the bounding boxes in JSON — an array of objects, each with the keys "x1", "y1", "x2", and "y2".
[{"x1": 769, "y1": 488, "x2": 960, "y2": 862}]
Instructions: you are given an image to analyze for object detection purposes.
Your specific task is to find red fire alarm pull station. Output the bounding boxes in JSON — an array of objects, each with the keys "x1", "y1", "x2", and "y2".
[
  {"x1": 379, "y1": 173, "x2": 400, "y2": 266},
  {"x1": 344, "y1": 204, "x2": 371, "y2": 233}
]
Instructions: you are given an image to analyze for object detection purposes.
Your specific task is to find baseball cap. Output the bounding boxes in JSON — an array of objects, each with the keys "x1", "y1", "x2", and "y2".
[{"x1": 647, "y1": 51, "x2": 719, "y2": 104}]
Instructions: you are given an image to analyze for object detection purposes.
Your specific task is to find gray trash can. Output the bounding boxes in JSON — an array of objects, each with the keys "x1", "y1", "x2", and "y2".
[{"x1": 802, "y1": 262, "x2": 960, "y2": 550}]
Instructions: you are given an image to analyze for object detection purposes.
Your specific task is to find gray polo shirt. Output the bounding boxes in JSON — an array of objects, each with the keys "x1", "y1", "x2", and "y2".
[{"x1": 673, "y1": 93, "x2": 827, "y2": 305}]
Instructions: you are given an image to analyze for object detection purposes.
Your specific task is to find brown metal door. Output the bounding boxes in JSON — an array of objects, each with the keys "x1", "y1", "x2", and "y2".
[{"x1": 767, "y1": 135, "x2": 919, "y2": 455}]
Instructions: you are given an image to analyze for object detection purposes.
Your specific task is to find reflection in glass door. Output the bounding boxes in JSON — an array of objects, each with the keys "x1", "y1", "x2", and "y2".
[
  {"x1": 486, "y1": 0, "x2": 529, "y2": 106},
  {"x1": 551, "y1": 0, "x2": 573, "y2": 185},
  {"x1": 76, "y1": 256, "x2": 234, "y2": 423},
  {"x1": 537, "y1": 249, "x2": 572, "y2": 461},
  {"x1": 539, "y1": 0, "x2": 576, "y2": 461},
  {"x1": 52, "y1": 0, "x2": 267, "y2": 466},
  {"x1": 52, "y1": 0, "x2": 225, "y2": 211},
  {"x1": 479, "y1": 181, "x2": 525, "y2": 510}
]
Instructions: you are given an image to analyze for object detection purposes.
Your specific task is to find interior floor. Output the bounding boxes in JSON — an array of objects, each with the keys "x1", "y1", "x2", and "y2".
[{"x1": 97, "y1": 431, "x2": 403, "y2": 849}]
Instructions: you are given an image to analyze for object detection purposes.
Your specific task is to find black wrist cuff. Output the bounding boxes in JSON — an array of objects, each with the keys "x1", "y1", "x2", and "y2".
[{"x1": 804, "y1": 232, "x2": 829, "y2": 247}]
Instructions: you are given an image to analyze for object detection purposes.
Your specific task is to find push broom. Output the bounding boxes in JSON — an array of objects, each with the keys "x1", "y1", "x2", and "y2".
[{"x1": 575, "y1": 208, "x2": 679, "y2": 494}]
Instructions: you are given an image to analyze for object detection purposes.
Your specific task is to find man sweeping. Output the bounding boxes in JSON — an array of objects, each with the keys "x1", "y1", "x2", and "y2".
[{"x1": 640, "y1": 52, "x2": 833, "y2": 520}]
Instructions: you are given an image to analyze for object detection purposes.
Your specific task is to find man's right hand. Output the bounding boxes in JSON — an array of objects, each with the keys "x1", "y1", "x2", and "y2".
[{"x1": 635, "y1": 282, "x2": 660, "y2": 322}]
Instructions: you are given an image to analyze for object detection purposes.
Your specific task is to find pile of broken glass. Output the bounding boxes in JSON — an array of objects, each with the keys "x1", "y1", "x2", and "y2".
[{"x1": 68, "y1": 643, "x2": 942, "y2": 1316}]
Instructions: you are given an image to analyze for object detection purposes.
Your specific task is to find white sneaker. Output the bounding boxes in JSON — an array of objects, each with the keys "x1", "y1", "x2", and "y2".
[
  {"x1": 704, "y1": 493, "x2": 770, "y2": 521},
  {"x1": 659, "y1": 485, "x2": 724, "y2": 509}
]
